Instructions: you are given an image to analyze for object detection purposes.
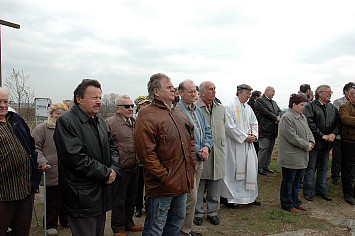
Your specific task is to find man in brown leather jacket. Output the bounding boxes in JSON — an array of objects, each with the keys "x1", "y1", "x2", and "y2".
[{"x1": 134, "y1": 73, "x2": 196, "y2": 236}]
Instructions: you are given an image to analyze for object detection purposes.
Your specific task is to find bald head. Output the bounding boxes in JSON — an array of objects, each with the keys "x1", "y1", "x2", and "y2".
[
  {"x1": 264, "y1": 86, "x2": 275, "y2": 99},
  {"x1": 199, "y1": 81, "x2": 216, "y2": 102},
  {"x1": 0, "y1": 87, "x2": 9, "y2": 122}
]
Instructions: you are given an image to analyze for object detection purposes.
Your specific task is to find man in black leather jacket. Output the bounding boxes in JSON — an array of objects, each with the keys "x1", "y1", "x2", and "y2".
[
  {"x1": 255, "y1": 86, "x2": 281, "y2": 175},
  {"x1": 54, "y1": 79, "x2": 121, "y2": 236},
  {"x1": 303, "y1": 85, "x2": 340, "y2": 202}
]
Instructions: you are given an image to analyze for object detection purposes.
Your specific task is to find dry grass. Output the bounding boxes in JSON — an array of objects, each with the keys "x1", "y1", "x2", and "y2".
[{"x1": 30, "y1": 155, "x2": 353, "y2": 235}]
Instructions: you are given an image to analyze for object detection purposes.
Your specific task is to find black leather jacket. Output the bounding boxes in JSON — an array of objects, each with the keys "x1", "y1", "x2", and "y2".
[
  {"x1": 54, "y1": 105, "x2": 121, "y2": 217},
  {"x1": 303, "y1": 99, "x2": 340, "y2": 150},
  {"x1": 255, "y1": 94, "x2": 282, "y2": 138}
]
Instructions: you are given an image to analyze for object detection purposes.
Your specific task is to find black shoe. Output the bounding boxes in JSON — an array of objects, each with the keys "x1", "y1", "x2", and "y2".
[
  {"x1": 332, "y1": 179, "x2": 339, "y2": 185},
  {"x1": 189, "y1": 232, "x2": 202, "y2": 236},
  {"x1": 207, "y1": 215, "x2": 220, "y2": 225},
  {"x1": 304, "y1": 195, "x2": 313, "y2": 201},
  {"x1": 135, "y1": 209, "x2": 142, "y2": 217},
  {"x1": 251, "y1": 200, "x2": 262, "y2": 206},
  {"x1": 258, "y1": 169, "x2": 267, "y2": 175},
  {"x1": 344, "y1": 195, "x2": 355, "y2": 205},
  {"x1": 226, "y1": 203, "x2": 239, "y2": 209},
  {"x1": 318, "y1": 194, "x2": 332, "y2": 201},
  {"x1": 193, "y1": 217, "x2": 203, "y2": 226},
  {"x1": 263, "y1": 168, "x2": 275, "y2": 173}
]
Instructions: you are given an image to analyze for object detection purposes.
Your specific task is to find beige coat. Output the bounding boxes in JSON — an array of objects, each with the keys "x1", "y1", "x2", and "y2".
[
  {"x1": 197, "y1": 98, "x2": 226, "y2": 180},
  {"x1": 278, "y1": 109, "x2": 315, "y2": 169},
  {"x1": 32, "y1": 121, "x2": 59, "y2": 186}
]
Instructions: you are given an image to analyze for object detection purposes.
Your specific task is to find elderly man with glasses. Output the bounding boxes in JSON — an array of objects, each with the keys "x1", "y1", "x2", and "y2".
[
  {"x1": 303, "y1": 85, "x2": 340, "y2": 202},
  {"x1": 106, "y1": 95, "x2": 143, "y2": 236}
]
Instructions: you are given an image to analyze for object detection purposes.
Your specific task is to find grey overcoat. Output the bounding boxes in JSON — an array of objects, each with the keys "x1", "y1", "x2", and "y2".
[
  {"x1": 278, "y1": 108, "x2": 315, "y2": 169},
  {"x1": 196, "y1": 98, "x2": 226, "y2": 180}
]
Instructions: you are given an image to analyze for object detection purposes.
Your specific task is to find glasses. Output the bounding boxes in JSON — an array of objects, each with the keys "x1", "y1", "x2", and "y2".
[
  {"x1": 117, "y1": 104, "x2": 134, "y2": 109},
  {"x1": 320, "y1": 91, "x2": 333, "y2": 94}
]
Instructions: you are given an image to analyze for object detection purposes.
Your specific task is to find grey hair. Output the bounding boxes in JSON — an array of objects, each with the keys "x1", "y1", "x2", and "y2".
[
  {"x1": 115, "y1": 95, "x2": 131, "y2": 105},
  {"x1": 199, "y1": 82, "x2": 207, "y2": 93},
  {"x1": 315, "y1": 85, "x2": 330, "y2": 99},
  {"x1": 147, "y1": 73, "x2": 171, "y2": 100}
]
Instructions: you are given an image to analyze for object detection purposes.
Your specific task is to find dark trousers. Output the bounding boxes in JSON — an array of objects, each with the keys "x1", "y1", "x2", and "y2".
[
  {"x1": 331, "y1": 139, "x2": 342, "y2": 181},
  {"x1": 258, "y1": 137, "x2": 276, "y2": 170},
  {"x1": 135, "y1": 165, "x2": 145, "y2": 211},
  {"x1": 44, "y1": 185, "x2": 68, "y2": 228},
  {"x1": 280, "y1": 168, "x2": 304, "y2": 210},
  {"x1": 111, "y1": 169, "x2": 138, "y2": 233},
  {"x1": 303, "y1": 149, "x2": 330, "y2": 196},
  {"x1": 341, "y1": 141, "x2": 355, "y2": 196},
  {"x1": 0, "y1": 194, "x2": 33, "y2": 236},
  {"x1": 68, "y1": 213, "x2": 106, "y2": 236}
]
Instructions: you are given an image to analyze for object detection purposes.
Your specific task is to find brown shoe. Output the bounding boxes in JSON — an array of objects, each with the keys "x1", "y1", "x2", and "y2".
[
  {"x1": 113, "y1": 233, "x2": 127, "y2": 236},
  {"x1": 289, "y1": 208, "x2": 299, "y2": 213},
  {"x1": 296, "y1": 205, "x2": 307, "y2": 211},
  {"x1": 128, "y1": 225, "x2": 143, "y2": 231}
]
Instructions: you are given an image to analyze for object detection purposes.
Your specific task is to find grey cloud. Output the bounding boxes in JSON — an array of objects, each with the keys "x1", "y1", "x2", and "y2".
[{"x1": 298, "y1": 30, "x2": 355, "y2": 63}]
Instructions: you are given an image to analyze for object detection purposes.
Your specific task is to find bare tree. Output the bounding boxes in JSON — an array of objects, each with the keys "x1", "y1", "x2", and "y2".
[{"x1": 4, "y1": 69, "x2": 35, "y2": 122}]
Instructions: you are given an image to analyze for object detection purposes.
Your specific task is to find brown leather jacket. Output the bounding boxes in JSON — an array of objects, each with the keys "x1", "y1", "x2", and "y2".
[
  {"x1": 134, "y1": 100, "x2": 196, "y2": 197},
  {"x1": 106, "y1": 113, "x2": 139, "y2": 170},
  {"x1": 339, "y1": 101, "x2": 355, "y2": 143}
]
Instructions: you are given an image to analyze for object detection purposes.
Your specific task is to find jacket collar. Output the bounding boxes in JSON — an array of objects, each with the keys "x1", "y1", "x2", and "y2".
[
  {"x1": 71, "y1": 104, "x2": 99, "y2": 124},
  {"x1": 288, "y1": 108, "x2": 303, "y2": 119}
]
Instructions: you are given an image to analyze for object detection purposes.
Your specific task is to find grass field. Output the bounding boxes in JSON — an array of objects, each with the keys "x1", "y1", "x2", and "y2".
[{"x1": 30, "y1": 157, "x2": 353, "y2": 236}]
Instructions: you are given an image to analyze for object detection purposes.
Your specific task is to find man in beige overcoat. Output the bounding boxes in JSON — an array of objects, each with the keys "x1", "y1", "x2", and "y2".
[{"x1": 194, "y1": 81, "x2": 226, "y2": 226}]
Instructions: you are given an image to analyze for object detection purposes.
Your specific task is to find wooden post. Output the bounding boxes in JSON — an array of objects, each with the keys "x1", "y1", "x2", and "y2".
[{"x1": 0, "y1": 19, "x2": 20, "y2": 87}]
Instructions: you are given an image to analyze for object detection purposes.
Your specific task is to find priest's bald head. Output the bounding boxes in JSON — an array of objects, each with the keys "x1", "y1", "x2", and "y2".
[{"x1": 237, "y1": 84, "x2": 252, "y2": 104}]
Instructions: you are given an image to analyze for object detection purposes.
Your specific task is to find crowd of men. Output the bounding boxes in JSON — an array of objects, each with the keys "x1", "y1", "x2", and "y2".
[{"x1": 0, "y1": 76, "x2": 354, "y2": 236}]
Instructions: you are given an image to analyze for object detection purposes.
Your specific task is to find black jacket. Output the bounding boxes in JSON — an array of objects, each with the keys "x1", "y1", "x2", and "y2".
[
  {"x1": 303, "y1": 99, "x2": 340, "y2": 150},
  {"x1": 54, "y1": 105, "x2": 121, "y2": 217},
  {"x1": 255, "y1": 94, "x2": 281, "y2": 138}
]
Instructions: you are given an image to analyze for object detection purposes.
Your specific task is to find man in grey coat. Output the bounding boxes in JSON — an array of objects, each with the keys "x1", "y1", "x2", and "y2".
[{"x1": 194, "y1": 81, "x2": 226, "y2": 226}]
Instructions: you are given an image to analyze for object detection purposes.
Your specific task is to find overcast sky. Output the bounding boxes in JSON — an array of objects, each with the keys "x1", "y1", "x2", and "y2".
[{"x1": 1, "y1": 0, "x2": 355, "y2": 108}]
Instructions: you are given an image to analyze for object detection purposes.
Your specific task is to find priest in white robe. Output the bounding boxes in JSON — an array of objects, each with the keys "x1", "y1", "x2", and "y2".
[{"x1": 220, "y1": 84, "x2": 261, "y2": 208}]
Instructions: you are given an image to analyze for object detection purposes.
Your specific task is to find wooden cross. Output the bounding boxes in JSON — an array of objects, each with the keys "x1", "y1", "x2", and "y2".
[
  {"x1": 235, "y1": 106, "x2": 242, "y2": 123},
  {"x1": 0, "y1": 19, "x2": 20, "y2": 87}
]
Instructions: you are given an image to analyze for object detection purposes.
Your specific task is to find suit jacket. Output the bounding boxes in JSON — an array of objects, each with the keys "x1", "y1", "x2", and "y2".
[{"x1": 255, "y1": 94, "x2": 281, "y2": 138}]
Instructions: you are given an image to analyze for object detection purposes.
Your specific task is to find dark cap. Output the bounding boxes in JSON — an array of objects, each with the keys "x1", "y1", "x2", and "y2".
[{"x1": 237, "y1": 84, "x2": 253, "y2": 91}]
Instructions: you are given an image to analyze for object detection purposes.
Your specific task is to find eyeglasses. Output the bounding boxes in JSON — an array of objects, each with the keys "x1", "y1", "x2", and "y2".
[
  {"x1": 320, "y1": 91, "x2": 333, "y2": 94},
  {"x1": 117, "y1": 104, "x2": 134, "y2": 109}
]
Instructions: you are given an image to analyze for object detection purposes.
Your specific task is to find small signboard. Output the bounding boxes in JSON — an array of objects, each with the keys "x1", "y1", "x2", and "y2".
[{"x1": 35, "y1": 98, "x2": 52, "y2": 117}]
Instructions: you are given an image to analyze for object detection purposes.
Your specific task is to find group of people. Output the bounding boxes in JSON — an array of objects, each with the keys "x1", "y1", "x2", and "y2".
[{"x1": 0, "y1": 76, "x2": 354, "y2": 236}]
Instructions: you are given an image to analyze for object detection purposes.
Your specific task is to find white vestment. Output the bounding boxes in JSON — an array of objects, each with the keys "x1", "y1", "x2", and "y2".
[{"x1": 220, "y1": 96, "x2": 259, "y2": 204}]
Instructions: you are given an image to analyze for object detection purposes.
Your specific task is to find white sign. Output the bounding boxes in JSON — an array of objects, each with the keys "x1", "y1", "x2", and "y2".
[{"x1": 35, "y1": 98, "x2": 52, "y2": 117}]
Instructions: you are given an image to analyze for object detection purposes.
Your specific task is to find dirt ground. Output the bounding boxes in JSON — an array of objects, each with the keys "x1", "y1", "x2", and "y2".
[{"x1": 30, "y1": 159, "x2": 354, "y2": 236}]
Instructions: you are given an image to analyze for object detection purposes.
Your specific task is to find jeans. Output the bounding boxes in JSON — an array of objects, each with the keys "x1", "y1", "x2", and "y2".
[
  {"x1": 143, "y1": 193, "x2": 187, "y2": 236},
  {"x1": 303, "y1": 149, "x2": 330, "y2": 197},
  {"x1": 280, "y1": 168, "x2": 304, "y2": 210}
]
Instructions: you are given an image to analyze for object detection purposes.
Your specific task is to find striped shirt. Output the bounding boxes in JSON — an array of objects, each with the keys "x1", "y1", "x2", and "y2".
[{"x1": 0, "y1": 121, "x2": 31, "y2": 201}]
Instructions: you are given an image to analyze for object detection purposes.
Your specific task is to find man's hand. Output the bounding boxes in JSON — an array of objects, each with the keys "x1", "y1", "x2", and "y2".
[
  {"x1": 105, "y1": 169, "x2": 117, "y2": 184},
  {"x1": 322, "y1": 134, "x2": 336, "y2": 142},
  {"x1": 198, "y1": 146, "x2": 209, "y2": 162},
  {"x1": 328, "y1": 133, "x2": 336, "y2": 142},
  {"x1": 275, "y1": 116, "x2": 281, "y2": 124},
  {"x1": 306, "y1": 142, "x2": 313, "y2": 152},
  {"x1": 246, "y1": 135, "x2": 257, "y2": 143},
  {"x1": 39, "y1": 163, "x2": 48, "y2": 171}
]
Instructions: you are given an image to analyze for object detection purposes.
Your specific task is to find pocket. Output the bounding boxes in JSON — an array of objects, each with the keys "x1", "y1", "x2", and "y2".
[{"x1": 77, "y1": 182, "x2": 100, "y2": 210}]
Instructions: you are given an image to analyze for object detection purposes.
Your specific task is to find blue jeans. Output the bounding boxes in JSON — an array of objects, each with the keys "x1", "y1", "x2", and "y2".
[
  {"x1": 143, "y1": 194, "x2": 187, "y2": 236},
  {"x1": 303, "y1": 149, "x2": 330, "y2": 196},
  {"x1": 280, "y1": 168, "x2": 304, "y2": 210}
]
